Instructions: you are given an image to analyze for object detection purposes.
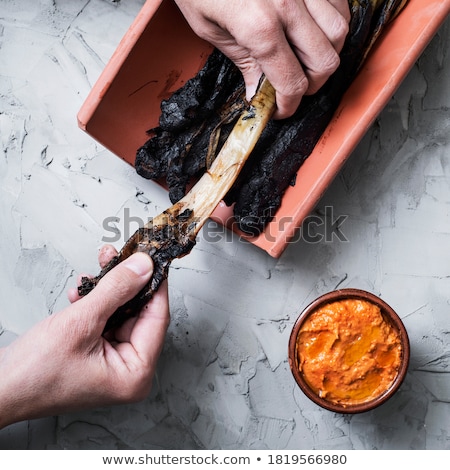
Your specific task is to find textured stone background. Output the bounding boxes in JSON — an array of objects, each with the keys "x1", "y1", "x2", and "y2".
[{"x1": 1, "y1": 0, "x2": 449, "y2": 450}]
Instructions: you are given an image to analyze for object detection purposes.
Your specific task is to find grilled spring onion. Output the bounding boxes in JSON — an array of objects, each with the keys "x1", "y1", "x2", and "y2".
[{"x1": 79, "y1": 77, "x2": 276, "y2": 331}]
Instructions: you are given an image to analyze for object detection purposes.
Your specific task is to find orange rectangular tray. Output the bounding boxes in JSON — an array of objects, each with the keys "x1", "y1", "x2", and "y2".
[{"x1": 78, "y1": 0, "x2": 450, "y2": 257}]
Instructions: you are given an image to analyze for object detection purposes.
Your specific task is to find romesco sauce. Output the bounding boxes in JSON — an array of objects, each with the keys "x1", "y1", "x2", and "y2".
[{"x1": 296, "y1": 298, "x2": 402, "y2": 406}]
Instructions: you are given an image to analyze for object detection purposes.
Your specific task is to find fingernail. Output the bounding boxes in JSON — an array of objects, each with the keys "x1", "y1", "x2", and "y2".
[{"x1": 123, "y1": 253, "x2": 153, "y2": 277}]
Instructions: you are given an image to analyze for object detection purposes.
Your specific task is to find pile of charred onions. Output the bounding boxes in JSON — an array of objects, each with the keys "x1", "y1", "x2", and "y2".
[{"x1": 136, "y1": 0, "x2": 408, "y2": 235}]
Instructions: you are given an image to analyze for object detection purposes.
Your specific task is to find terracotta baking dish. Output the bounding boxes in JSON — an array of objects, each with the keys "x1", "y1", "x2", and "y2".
[{"x1": 78, "y1": 0, "x2": 450, "y2": 258}]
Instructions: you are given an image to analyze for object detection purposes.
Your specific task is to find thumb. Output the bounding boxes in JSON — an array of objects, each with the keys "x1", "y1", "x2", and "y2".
[{"x1": 80, "y1": 252, "x2": 153, "y2": 327}]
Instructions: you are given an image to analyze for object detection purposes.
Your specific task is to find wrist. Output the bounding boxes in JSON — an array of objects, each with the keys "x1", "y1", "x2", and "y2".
[
  {"x1": 0, "y1": 343, "x2": 53, "y2": 429},
  {"x1": 0, "y1": 346, "x2": 20, "y2": 429}
]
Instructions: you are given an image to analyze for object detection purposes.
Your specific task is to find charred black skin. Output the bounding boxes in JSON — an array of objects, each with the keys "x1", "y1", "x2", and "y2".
[
  {"x1": 136, "y1": 0, "x2": 405, "y2": 235},
  {"x1": 136, "y1": 49, "x2": 246, "y2": 202}
]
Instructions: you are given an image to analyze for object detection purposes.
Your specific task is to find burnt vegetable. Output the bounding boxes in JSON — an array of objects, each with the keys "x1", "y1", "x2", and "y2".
[
  {"x1": 136, "y1": 0, "x2": 408, "y2": 235},
  {"x1": 79, "y1": 78, "x2": 276, "y2": 331}
]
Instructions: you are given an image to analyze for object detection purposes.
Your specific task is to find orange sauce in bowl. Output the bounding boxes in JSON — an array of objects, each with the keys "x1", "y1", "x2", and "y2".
[{"x1": 296, "y1": 298, "x2": 402, "y2": 406}]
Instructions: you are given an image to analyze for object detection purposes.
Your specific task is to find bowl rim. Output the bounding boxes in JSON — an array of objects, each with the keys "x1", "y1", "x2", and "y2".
[{"x1": 288, "y1": 288, "x2": 410, "y2": 413}]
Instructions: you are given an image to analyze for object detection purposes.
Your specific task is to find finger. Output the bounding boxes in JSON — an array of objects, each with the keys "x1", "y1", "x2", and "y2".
[
  {"x1": 283, "y1": 5, "x2": 341, "y2": 96},
  {"x1": 67, "y1": 272, "x2": 92, "y2": 303},
  {"x1": 214, "y1": 19, "x2": 307, "y2": 119},
  {"x1": 236, "y1": 58, "x2": 263, "y2": 102},
  {"x1": 243, "y1": 30, "x2": 309, "y2": 119},
  {"x1": 68, "y1": 244, "x2": 119, "y2": 304},
  {"x1": 304, "y1": 0, "x2": 350, "y2": 53},
  {"x1": 233, "y1": 1, "x2": 342, "y2": 115},
  {"x1": 327, "y1": 0, "x2": 352, "y2": 23},
  {"x1": 78, "y1": 252, "x2": 154, "y2": 330},
  {"x1": 105, "y1": 315, "x2": 139, "y2": 343},
  {"x1": 98, "y1": 244, "x2": 118, "y2": 269},
  {"x1": 127, "y1": 279, "x2": 170, "y2": 367},
  {"x1": 67, "y1": 287, "x2": 81, "y2": 303}
]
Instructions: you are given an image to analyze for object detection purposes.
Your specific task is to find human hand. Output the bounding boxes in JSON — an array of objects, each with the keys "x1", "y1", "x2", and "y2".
[
  {"x1": 174, "y1": 0, "x2": 350, "y2": 119},
  {"x1": 0, "y1": 247, "x2": 169, "y2": 429}
]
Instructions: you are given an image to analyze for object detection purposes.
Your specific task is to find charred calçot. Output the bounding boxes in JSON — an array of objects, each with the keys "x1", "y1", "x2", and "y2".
[
  {"x1": 79, "y1": 0, "x2": 408, "y2": 331},
  {"x1": 79, "y1": 78, "x2": 277, "y2": 331}
]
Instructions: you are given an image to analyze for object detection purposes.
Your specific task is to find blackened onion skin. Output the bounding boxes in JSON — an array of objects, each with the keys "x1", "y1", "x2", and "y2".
[{"x1": 136, "y1": 1, "x2": 408, "y2": 234}]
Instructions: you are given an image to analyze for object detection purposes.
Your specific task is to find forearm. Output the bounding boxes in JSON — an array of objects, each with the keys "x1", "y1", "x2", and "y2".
[
  {"x1": 0, "y1": 345, "x2": 38, "y2": 429},
  {"x1": 0, "y1": 324, "x2": 83, "y2": 429}
]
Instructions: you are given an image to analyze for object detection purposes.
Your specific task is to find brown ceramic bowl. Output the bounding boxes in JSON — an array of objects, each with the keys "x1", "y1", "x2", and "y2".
[{"x1": 288, "y1": 289, "x2": 410, "y2": 413}]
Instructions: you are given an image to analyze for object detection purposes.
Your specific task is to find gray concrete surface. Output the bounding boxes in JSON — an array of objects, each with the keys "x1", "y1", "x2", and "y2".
[{"x1": 1, "y1": 0, "x2": 449, "y2": 450}]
